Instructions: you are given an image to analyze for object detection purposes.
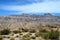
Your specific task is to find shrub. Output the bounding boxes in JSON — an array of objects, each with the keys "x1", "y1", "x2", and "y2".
[
  {"x1": 39, "y1": 28, "x2": 48, "y2": 33},
  {"x1": 23, "y1": 34, "x2": 31, "y2": 40},
  {"x1": 0, "y1": 35, "x2": 3, "y2": 40},
  {"x1": 0, "y1": 37, "x2": 3, "y2": 40},
  {"x1": 22, "y1": 37, "x2": 31, "y2": 40},
  {"x1": 31, "y1": 36, "x2": 36, "y2": 39},
  {"x1": 40, "y1": 33, "x2": 49, "y2": 39},
  {"x1": 22, "y1": 29, "x2": 29, "y2": 32},
  {"x1": 23, "y1": 34, "x2": 30, "y2": 38},
  {"x1": 49, "y1": 30, "x2": 59, "y2": 40},
  {"x1": 13, "y1": 30, "x2": 21, "y2": 34},
  {"x1": 0, "y1": 29, "x2": 11, "y2": 35},
  {"x1": 39, "y1": 28, "x2": 49, "y2": 39},
  {"x1": 10, "y1": 38, "x2": 15, "y2": 40},
  {"x1": 29, "y1": 33, "x2": 32, "y2": 35},
  {"x1": 35, "y1": 32, "x2": 40, "y2": 37},
  {"x1": 19, "y1": 33, "x2": 23, "y2": 35},
  {"x1": 29, "y1": 29, "x2": 36, "y2": 33}
]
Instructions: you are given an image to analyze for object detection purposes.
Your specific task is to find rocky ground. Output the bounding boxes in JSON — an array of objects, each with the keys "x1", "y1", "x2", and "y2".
[
  {"x1": 0, "y1": 25, "x2": 60, "y2": 40},
  {"x1": 0, "y1": 13, "x2": 60, "y2": 40}
]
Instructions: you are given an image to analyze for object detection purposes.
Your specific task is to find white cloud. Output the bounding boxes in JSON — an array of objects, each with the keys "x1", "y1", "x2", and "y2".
[
  {"x1": 27, "y1": 0, "x2": 60, "y2": 2},
  {"x1": 0, "y1": 1, "x2": 60, "y2": 13}
]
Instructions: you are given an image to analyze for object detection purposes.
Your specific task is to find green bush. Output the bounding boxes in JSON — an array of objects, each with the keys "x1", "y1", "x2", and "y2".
[
  {"x1": 13, "y1": 30, "x2": 21, "y2": 34},
  {"x1": 10, "y1": 38, "x2": 15, "y2": 40},
  {"x1": 49, "y1": 30, "x2": 59, "y2": 40},
  {"x1": 0, "y1": 37, "x2": 3, "y2": 40},
  {"x1": 29, "y1": 33, "x2": 32, "y2": 35},
  {"x1": 22, "y1": 37, "x2": 31, "y2": 40},
  {"x1": 23, "y1": 34, "x2": 31, "y2": 40},
  {"x1": 29, "y1": 29, "x2": 36, "y2": 33},
  {"x1": 35, "y1": 32, "x2": 40, "y2": 37},
  {"x1": 0, "y1": 29, "x2": 11, "y2": 35},
  {"x1": 39, "y1": 28, "x2": 59, "y2": 40},
  {"x1": 23, "y1": 34, "x2": 30, "y2": 38},
  {"x1": 20, "y1": 33, "x2": 23, "y2": 35},
  {"x1": 39, "y1": 28, "x2": 48, "y2": 33},
  {"x1": 40, "y1": 33, "x2": 49, "y2": 39},
  {"x1": 39, "y1": 28, "x2": 49, "y2": 39},
  {"x1": 22, "y1": 29, "x2": 29, "y2": 32},
  {"x1": 0, "y1": 35, "x2": 3, "y2": 40},
  {"x1": 31, "y1": 36, "x2": 36, "y2": 39}
]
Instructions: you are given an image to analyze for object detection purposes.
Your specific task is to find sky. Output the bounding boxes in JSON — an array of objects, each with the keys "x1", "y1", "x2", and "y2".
[{"x1": 0, "y1": 0, "x2": 60, "y2": 16}]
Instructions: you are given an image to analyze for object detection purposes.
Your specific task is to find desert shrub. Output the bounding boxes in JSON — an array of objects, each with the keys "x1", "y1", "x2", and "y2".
[
  {"x1": 39, "y1": 28, "x2": 49, "y2": 39},
  {"x1": 39, "y1": 28, "x2": 48, "y2": 33},
  {"x1": 0, "y1": 37, "x2": 3, "y2": 40},
  {"x1": 20, "y1": 33, "x2": 23, "y2": 35},
  {"x1": 31, "y1": 36, "x2": 36, "y2": 39},
  {"x1": 16, "y1": 35, "x2": 19, "y2": 38},
  {"x1": 23, "y1": 34, "x2": 31, "y2": 40},
  {"x1": 0, "y1": 29, "x2": 11, "y2": 35},
  {"x1": 13, "y1": 30, "x2": 21, "y2": 34},
  {"x1": 49, "y1": 30, "x2": 59, "y2": 40},
  {"x1": 29, "y1": 33, "x2": 32, "y2": 35},
  {"x1": 0, "y1": 35, "x2": 3, "y2": 40},
  {"x1": 22, "y1": 37, "x2": 31, "y2": 40},
  {"x1": 22, "y1": 29, "x2": 29, "y2": 32},
  {"x1": 46, "y1": 25, "x2": 57, "y2": 28},
  {"x1": 40, "y1": 33, "x2": 49, "y2": 39},
  {"x1": 39, "y1": 29, "x2": 59, "y2": 40},
  {"x1": 35, "y1": 32, "x2": 40, "y2": 37},
  {"x1": 10, "y1": 38, "x2": 15, "y2": 40},
  {"x1": 23, "y1": 34, "x2": 30, "y2": 38},
  {"x1": 29, "y1": 29, "x2": 36, "y2": 33}
]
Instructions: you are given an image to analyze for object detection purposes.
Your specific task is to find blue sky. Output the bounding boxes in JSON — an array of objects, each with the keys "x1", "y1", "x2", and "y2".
[{"x1": 0, "y1": 0, "x2": 60, "y2": 16}]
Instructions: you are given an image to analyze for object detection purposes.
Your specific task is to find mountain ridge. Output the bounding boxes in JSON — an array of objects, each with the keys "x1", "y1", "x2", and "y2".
[
  {"x1": 0, "y1": 13, "x2": 60, "y2": 23},
  {"x1": 0, "y1": 13, "x2": 60, "y2": 30}
]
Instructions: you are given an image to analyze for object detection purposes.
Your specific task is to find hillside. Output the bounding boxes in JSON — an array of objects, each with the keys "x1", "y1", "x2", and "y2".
[{"x1": 0, "y1": 13, "x2": 60, "y2": 30}]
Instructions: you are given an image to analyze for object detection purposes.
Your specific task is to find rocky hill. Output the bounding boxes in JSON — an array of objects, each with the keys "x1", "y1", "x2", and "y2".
[
  {"x1": 0, "y1": 13, "x2": 60, "y2": 23},
  {"x1": 0, "y1": 13, "x2": 60, "y2": 30}
]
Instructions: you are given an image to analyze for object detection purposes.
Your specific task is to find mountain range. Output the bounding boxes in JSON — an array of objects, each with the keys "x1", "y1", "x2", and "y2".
[
  {"x1": 0, "y1": 13, "x2": 60, "y2": 30},
  {"x1": 0, "y1": 13, "x2": 60, "y2": 24}
]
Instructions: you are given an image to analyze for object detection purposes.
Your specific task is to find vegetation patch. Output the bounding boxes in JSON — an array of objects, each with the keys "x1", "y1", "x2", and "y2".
[{"x1": 0, "y1": 29, "x2": 11, "y2": 35}]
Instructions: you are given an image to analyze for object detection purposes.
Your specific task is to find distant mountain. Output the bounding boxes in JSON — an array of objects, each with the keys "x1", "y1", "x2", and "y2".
[
  {"x1": 0, "y1": 13, "x2": 60, "y2": 24},
  {"x1": 0, "y1": 13, "x2": 60, "y2": 30}
]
